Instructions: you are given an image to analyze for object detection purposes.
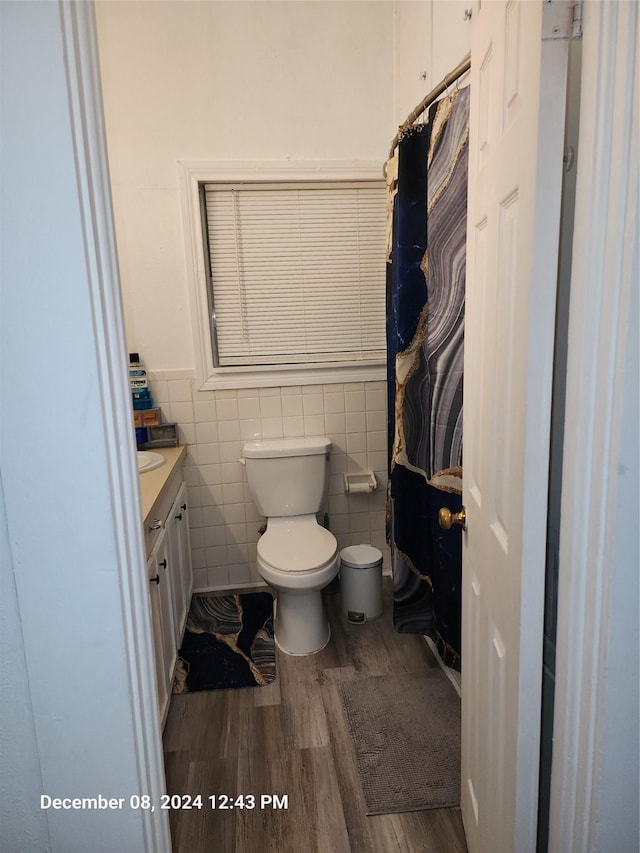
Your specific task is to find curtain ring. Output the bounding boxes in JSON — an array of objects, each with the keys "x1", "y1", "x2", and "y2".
[{"x1": 445, "y1": 75, "x2": 455, "y2": 103}]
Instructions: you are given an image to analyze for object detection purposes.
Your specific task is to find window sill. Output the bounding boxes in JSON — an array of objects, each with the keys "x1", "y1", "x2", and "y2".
[{"x1": 198, "y1": 362, "x2": 386, "y2": 391}]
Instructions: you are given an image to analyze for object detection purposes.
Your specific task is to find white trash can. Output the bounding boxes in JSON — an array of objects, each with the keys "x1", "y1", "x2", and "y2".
[{"x1": 340, "y1": 544, "x2": 383, "y2": 623}]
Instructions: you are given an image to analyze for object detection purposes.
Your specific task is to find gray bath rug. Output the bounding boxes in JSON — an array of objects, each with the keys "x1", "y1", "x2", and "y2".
[{"x1": 340, "y1": 671, "x2": 460, "y2": 815}]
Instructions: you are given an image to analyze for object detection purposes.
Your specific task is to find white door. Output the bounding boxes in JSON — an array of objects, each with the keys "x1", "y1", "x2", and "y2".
[{"x1": 462, "y1": 2, "x2": 571, "y2": 851}]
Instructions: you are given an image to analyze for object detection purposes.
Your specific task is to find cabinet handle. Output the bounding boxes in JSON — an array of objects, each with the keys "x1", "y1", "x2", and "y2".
[
  {"x1": 181, "y1": 503, "x2": 187, "y2": 511},
  {"x1": 159, "y1": 559, "x2": 167, "y2": 569},
  {"x1": 150, "y1": 574, "x2": 160, "y2": 585},
  {"x1": 175, "y1": 512, "x2": 183, "y2": 521},
  {"x1": 148, "y1": 519, "x2": 163, "y2": 532}
]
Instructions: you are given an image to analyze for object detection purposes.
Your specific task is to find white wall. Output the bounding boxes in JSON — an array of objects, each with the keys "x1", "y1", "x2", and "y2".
[
  {"x1": 591, "y1": 10, "x2": 639, "y2": 837},
  {"x1": 97, "y1": 0, "x2": 396, "y2": 368},
  {"x1": 594, "y1": 269, "x2": 639, "y2": 852},
  {"x1": 96, "y1": 0, "x2": 472, "y2": 367},
  {"x1": 95, "y1": 0, "x2": 471, "y2": 590}
]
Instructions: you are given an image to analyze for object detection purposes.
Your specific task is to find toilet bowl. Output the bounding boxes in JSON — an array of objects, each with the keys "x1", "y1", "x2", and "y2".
[
  {"x1": 241, "y1": 437, "x2": 339, "y2": 655},
  {"x1": 257, "y1": 516, "x2": 339, "y2": 654}
]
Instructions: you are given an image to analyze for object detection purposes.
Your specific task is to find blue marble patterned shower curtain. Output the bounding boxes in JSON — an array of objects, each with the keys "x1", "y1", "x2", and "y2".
[{"x1": 386, "y1": 87, "x2": 469, "y2": 670}]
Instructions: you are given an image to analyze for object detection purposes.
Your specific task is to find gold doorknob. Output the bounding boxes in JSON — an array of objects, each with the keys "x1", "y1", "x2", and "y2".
[{"x1": 438, "y1": 506, "x2": 467, "y2": 530}]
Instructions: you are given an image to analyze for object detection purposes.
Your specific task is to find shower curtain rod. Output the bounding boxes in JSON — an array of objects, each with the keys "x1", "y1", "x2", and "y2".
[{"x1": 387, "y1": 53, "x2": 471, "y2": 161}]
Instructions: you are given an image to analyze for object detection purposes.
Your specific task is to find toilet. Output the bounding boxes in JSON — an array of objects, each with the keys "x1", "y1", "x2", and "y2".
[{"x1": 241, "y1": 436, "x2": 339, "y2": 655}]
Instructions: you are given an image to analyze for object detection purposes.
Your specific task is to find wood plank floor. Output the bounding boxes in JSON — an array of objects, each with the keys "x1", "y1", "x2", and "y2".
[{"x1": 163, "y1": 579, "x2": 468, "y2": 853}]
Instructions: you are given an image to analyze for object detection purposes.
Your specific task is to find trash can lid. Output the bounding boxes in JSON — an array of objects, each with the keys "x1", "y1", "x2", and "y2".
[{"x1": 340, "y1": 544, "x2": 382, "y2": 569}]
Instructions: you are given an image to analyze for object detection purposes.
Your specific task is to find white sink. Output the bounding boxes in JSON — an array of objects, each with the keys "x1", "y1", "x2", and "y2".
[{"x1": 137, "y1": 451, "x2": 165, "y2": 473}]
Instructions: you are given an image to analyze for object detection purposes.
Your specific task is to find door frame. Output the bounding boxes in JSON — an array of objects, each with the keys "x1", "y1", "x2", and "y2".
[
  {"x1": 61, "y1": 3, "x2": 171, "y2": 850},
  {"x1": 75, "y1": 1, "x2": 636, "y2": 850},
  {"x1": 549, "y1": 1, "x2": 638, "y2": 850}
]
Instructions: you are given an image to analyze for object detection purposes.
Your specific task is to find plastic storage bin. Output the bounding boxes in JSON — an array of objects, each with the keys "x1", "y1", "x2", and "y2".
[{"x1": 340, "y1": 544, "x2": 383, "y2": 623}]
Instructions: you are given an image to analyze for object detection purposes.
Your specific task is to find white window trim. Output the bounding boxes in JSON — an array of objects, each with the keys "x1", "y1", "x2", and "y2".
[{"x1": 178, "y1": 159, "x2": 387, "y2": 390}]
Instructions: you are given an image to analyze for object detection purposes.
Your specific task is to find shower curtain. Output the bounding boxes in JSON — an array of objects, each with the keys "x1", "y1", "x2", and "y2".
[{"x1": 386, "y1": 86, "x2": 469, "y2": 670}]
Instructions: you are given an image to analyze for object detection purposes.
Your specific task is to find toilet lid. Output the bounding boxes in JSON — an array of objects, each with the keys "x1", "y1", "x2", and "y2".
[{"x1": 258, "y1": 520, "x2": 337, "y2": 573}]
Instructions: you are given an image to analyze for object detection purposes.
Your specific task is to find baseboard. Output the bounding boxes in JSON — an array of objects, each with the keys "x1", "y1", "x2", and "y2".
[{"x1": 192, "y1": 580, "x2": 269, "y2": 595}]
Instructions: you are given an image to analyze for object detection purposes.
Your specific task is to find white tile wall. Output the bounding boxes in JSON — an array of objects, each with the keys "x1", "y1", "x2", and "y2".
[{"x1": 149, "y1": 371, "x2": 390, "y2": 592}]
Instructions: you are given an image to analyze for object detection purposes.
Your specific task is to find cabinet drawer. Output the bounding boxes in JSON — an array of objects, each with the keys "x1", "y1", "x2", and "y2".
[{"x1": 143, "y1": 475, "x2": 180, "y2": 558}]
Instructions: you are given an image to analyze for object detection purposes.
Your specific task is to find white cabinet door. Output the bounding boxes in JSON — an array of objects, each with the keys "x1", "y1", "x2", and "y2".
[
  {"x1": 145, "y1": 472, "x2": 191, "y2": 726},
  {"x1": 147, "y1": 532, "x2": 176, "y2": 724},
  {"x1": 156, "y1": 535, "x2": 177, "y2": 697},
  {"x1": 166, "y1": 481, "x2": 192, "y2": 646},
  {"x1": 462, "y1": 2, "x2": 569, "y2": 851},
  {"x1": 174, "y1": 482, "x2": 193, "y2": 631},
  {"x1": 147, "y1": 551, "x2": 168, "y2": 722}
]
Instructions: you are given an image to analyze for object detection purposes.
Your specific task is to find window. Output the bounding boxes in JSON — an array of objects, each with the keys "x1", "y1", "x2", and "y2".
[{"x1": 180, "y1": 162, "x2": 387, "y2": 389}]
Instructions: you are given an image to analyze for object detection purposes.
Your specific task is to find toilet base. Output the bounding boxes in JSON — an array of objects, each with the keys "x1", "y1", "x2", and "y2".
[{"x1": 273, "y1": 589, "x2": 331, "y2": 655}]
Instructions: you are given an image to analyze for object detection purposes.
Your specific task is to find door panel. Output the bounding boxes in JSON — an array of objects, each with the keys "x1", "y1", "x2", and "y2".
[{"x1": 462, "y1": 2, "x2": 570, "y2": 851}]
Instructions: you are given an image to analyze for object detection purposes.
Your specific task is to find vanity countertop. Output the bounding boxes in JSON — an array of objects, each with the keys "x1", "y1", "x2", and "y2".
[{"x1": 138, "y1": 445, "x2": 187, "y2": 522}]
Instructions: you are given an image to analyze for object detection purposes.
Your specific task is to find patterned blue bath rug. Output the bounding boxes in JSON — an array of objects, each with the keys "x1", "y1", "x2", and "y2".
[{"x1": 172, "y1": 592, "x2": 276, "y2": 693}]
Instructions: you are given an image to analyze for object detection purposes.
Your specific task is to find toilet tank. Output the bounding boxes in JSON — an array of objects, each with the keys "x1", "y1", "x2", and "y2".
[{"x1": 242, "y1": 436, "x2": 332, "y2": 517}]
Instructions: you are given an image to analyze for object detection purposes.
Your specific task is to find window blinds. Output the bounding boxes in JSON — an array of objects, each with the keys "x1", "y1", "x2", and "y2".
[{"x1": 202, "y1": 181, "x2": 387, "y2": 367}]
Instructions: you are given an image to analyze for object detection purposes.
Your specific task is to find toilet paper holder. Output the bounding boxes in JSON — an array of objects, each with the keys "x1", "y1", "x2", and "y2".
[{"x1": 343, "y1": 472, "x2": 377, "y2": 494}]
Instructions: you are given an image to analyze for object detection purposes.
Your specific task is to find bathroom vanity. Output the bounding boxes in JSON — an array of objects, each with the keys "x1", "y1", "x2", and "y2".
[{"x1": 139, "y1": 446, "x2": 193, "y2": 726}]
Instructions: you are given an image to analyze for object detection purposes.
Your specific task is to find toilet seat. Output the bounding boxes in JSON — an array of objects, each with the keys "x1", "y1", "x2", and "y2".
[{"x1": 258, "y1": 515, "x2": 337, "y2": 574}]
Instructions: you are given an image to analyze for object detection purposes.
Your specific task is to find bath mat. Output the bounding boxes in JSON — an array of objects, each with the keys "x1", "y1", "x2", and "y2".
[
  {"x1": 340, "y1": 670, "x2": 460, "y2": 815},
  {"x1": 172, "y1": 592, "x2": 276, "y2": 693}
]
